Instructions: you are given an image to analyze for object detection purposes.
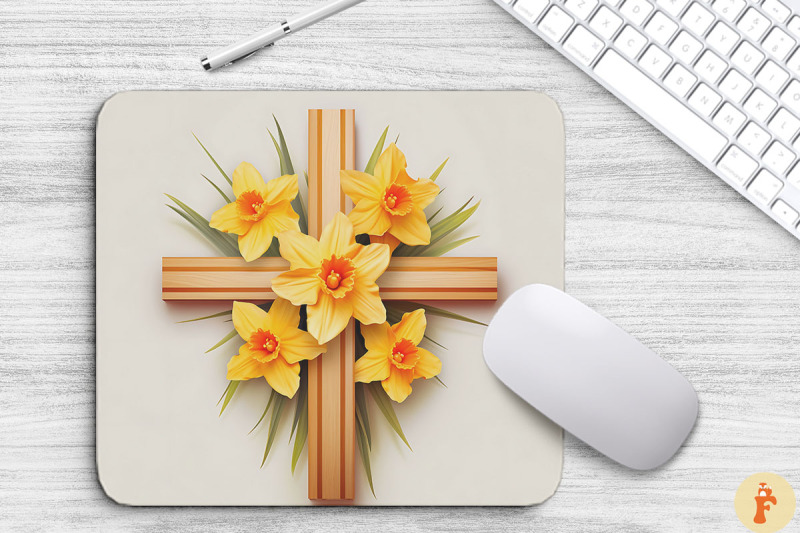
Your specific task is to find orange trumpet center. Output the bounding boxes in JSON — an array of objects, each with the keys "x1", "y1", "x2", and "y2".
[
  {"x1": 248, "y1": 328, "x2": 281, "y2": 363},
  {"x1": 382, "y1": 184, "x2": 413, "y2": 216},
  {"x1": 236, "y1": 190, "x2": 269, "y2": 222},
  {"x1": 390, "y1": 338, "x2": 420, "y2": 370},
  {"x1": 319, "y1": 255, "x2": 356, "y2": 298}
]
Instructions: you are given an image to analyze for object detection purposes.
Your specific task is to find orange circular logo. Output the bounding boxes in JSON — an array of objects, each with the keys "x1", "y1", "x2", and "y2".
[{"x1": 734, "y1": 473, "x2": 796, "y2": 532}]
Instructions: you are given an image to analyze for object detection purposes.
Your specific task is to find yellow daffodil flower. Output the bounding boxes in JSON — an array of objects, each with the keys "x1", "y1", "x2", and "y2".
[
  {"x1": 227, "y1": 299, "x2": 326, "y2": 398},
  {"x1": 271, "y1": 213, "x2": 390, "y2": 344},
  {"x1": 354, "y1": 309, "x2": 441, "y2": 403},
  {"x1": 340, "y1": 144, "x2": 439, "y2": 250},
  {"x1": 210, "y1": 162, "x2": 300, "y2": 262}
]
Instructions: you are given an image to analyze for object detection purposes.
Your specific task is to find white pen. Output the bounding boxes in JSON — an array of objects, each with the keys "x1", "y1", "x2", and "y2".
[{"x1": 201, "y1": 0, "x2": 367, "y2": 71}]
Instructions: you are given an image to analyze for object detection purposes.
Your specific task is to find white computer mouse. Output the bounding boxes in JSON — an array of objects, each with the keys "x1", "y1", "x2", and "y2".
[{"x1": 483, "y1": 284, "x2": 698, "y2": 470}]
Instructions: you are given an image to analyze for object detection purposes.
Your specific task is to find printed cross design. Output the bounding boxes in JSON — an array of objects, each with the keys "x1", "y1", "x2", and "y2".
[{"x1": 162, "y1": 109, "x2": 498, "y2": 502}]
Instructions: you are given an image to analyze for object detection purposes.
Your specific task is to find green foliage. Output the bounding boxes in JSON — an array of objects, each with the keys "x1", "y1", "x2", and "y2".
[
  {"x1": 193, "y1": 134, "x2": 232, "y2": 185},
  {"x1": 218, "y1": 380, "x2": 240, "y2": 416},
  {"x1": 367, "y1": 383, "x2": 411, "y2": 450},
  {"x1": 205, "y1": 329, "x2": 237, "y2": 353},
  {"x1": 365, "y1": 126, "x2": 390, "y2": 175},
  {"x1": 394, "y1": 198, "x2": 480, "y2": 257},
  {"x1": 165, "y1": 195, "x2": 239, "y2": 257}
]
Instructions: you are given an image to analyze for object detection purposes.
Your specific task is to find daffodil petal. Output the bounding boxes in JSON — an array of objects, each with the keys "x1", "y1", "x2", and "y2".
[
  {"x1": 238, "y1": 217, "x2": 275, "y2": 262},
  {"x1": 352, "y1": 243, "x2": 390, "y2": 284},
  {"x1": 232, "y1": 301, "x2": 269, "y2": 340},
  {"x1": 307, "y1": 294, "x2": 353, "y2": 344},
  {"x1": 266, "y1": 297, "x2": 300, "y2": 335},
  {"x1": 232, "y1": 162, "x2": 267, "y2": 197},
  {"x1": 265, "y1": 174, "x2": 299, "y2": 205},
  {"x1": 391, "y1": 309, "x2": 426, "y2": 345},
  {"x1": 226, "y1": 345, "x2": 269, "y2": 380},
  {"x1": 263, "y1": 200, "x2": 300, "y2": 235},
  {"x1": 388, "y1": 208, "x2": 431, "y2": 246},
  {"x1": 375, "y1": 143, "x2": 406, "y2": 185},
  {"x1": 407, "y1": 176, "x2": 440, "y2": 210},
  {"x1": 263, "y1": 357, "x2": 301, "y2": 398},
  {"x1": 361, "y1": 322, "x2": 395, "y2": 353},
  {"x1": 209, "y1": 202, "x2": 251, "y2": 235},
  {"x1": 354, "y1": 351, "x2": 391, "y2": 383},
  {"x1": 278, "y1": 230, "x2": 322, "y2": 270},
  {"x1": 413, "y1": 347, "x2": 441, "y2": 380},
  {"x1": 271, "y1": 268, "x2": 321, "y2": 306},
  {"x1": 382, "y1": 367, "x2": 413, "y2": 403},
  {"x1": 348, "y1": 199, "x2": 391, "y2": 237},
  {"x1": 319, "y1": 212, "x2": 359, "y2": 259},
  {"x1": 340, "y1": 169, "x2": 388, "y2": 203},
  {"x1": 280, "y1": 329, "x2": 326, "y2": 364},
  {"x1": 369, "y1": 233, "x2": 402, "y2": 254},
  {"x1": 350, "y1": 282, "x2": 386, "y2": 325}
]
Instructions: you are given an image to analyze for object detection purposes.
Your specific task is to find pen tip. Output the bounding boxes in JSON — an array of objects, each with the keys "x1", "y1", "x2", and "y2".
[{"x1": 201, "y1": 57, "x2": 211, "y2": 71}]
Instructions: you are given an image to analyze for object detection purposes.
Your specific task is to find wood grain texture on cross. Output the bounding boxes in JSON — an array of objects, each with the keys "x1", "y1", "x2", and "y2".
[{"x1": 161, "y1": 109, "x2": 497, "y2": 502}]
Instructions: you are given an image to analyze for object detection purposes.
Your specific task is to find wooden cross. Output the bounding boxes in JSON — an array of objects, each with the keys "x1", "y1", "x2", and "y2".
[{"x1": 162, "y1": 109, "x2": 498, "y2": 502}]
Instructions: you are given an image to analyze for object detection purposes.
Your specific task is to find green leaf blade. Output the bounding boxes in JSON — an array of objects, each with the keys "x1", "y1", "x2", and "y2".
[
  {"x1": 206, "y1": 328, "x2": 238, "y2": 353},
  {"x1": 365, "y1": 126, "x2": 389, "y2": 175},
  {"x1": 367, "y1": 383, "x2": 411, "y2": 450},
  {"x1": 218, "y1": 380, "x2": 240, "y2": 416},
  {"x1": 193, "y1": 134, "x2": 231, "y2": 185}
]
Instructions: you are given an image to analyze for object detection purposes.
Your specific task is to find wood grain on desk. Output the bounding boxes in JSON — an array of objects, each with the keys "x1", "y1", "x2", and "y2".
[{"x1": 2, "y1": 0, "x2": 800, "y2": 530}]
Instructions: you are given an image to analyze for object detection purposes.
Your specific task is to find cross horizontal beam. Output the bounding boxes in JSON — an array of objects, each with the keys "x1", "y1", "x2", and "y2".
[{"x1": 161, "y1": 256, "x2": 498, "y2": 301}]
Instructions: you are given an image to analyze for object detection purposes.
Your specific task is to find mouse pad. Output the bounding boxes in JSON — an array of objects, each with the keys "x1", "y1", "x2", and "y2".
[{"x1": 96, "y1": 91, "x2": 565, "y2": 506}]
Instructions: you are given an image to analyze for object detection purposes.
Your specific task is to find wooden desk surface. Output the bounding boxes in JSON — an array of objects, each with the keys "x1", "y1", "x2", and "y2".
[{"x1": 2, "y1": 0, "x2": 799, "y2": 530}]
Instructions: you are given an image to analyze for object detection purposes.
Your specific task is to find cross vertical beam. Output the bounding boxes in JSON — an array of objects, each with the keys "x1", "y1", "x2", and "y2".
[{"x1": 307, "y1": 109, "x2": 356, "y2": 502}]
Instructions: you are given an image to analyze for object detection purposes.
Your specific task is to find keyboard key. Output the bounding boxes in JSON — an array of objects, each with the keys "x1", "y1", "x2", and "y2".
[
  {"x1": 694, "y1": 50, "x2": 727, "y2": 83},
  {"x1": 788, "y1": 16, "x2": 800, "y2": 39},
  {"x1": 594, "y1": 50, "x2": 727, "y2": 161},
  {"x1": 718, "y1": 145, "x2": 758, "y2": 184},
  {"x1": 738, "y1": 122, "x2": 770, "y2": 154},
  {"x1": 743, "y1": 89, "x2": 777, "y2": 121},
  {"x1": 762, "y1": 27, "x2": 795, "y2": 61},
  {"x1": 780, "y1": 80, "x2": 800, "y2": 115},
  {"x1": 756, "y1": 61, "x2": 789, "y2": 94},
  {"x1": 515, "y1": 0, "x2": 549, "y2": 22},
  {"x1": 688, "y1": 83, "x2": 722, "y2": 115},
  {"x1": 787, "y1": 163, "x2": 800, "y2": 188},
  {"x1": 682, "y1": 3, "x2": 715, "y2": 36},
  {"x1": 763, "y1": 141, "x2": 795, "y2": 173},
  {"x1": 713, "y1": 103, "x2": 746, "y2": 134},
  {"x1": 719, "y1": 69, "x2": 752, "y2": 103},
  {"x1": 736, "y1": 8, "x2": 770, "y2": 41},
  {"x1": 565, "y1": 0, "x2": 599, "y2": 20},
  {"x1": 670, "y1": 30, "x2": 703, "y2": 63},
  {"x1": 615, "y1": 25, "x2": 648, "y2": 58},
  {"x1": 771, "y1": 199, "x2": 799, "y2": 225},
  {"x1": 620, "y1": 0, "x2": 654, "y2": 24},
  {"x1": 731, "y1": 41, "x2": 765, "y2": 75},
  {"x1": 768, "y1": 109, "x2": 800, "y2": 142},
  {"x1": 762, "y1": 0, "x2": 791, "y2": 23},
  {"x1": 638, "y1": 44, "x2": 671, "y2": 77},
  {"x1": 785, "y1": 49, "x2": 800, "y2": 78},
  {"x1": 590, "y1": 7, "x2": 624, "y2": 39},
  {"x1": 711, "y1": 0, "x2": 745, "y2": 22},
  {"x1": 664, "y1": 64, "x2": 697, "y2": 96},
  {"x1": 748, "y1": 169, "x2": 783, "y2": 204},
  {"x1": 645, "y1": 12, "x2": 679, "y2": 45},
  {"x1": 564, "y1": 26, "x2": 605, "y2": 65},
  {"x1": 539, "y1": 6, "x2": 574, "y2": 41},
  {"x1": 656, "y1": 0, "x2": 689, "y2": 16},
  {"x1": 706, "y1": 21, "x2": 738, "y2": 55}
]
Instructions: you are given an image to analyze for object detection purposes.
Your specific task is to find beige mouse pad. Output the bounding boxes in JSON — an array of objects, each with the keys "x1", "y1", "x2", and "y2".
[{"x1": 96, "y1": 91, "x2": 565, "y2": 506}]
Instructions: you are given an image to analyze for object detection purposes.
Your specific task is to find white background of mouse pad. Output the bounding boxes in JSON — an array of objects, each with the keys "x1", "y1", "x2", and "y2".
[{"x1": 96, "y1": 91, "x2": 565, "y2": 506}]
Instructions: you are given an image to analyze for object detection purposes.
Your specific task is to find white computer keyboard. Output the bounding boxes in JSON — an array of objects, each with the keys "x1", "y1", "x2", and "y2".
[{"x1": 496, "y1": 0, "x2": 800, "y2": 239}]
